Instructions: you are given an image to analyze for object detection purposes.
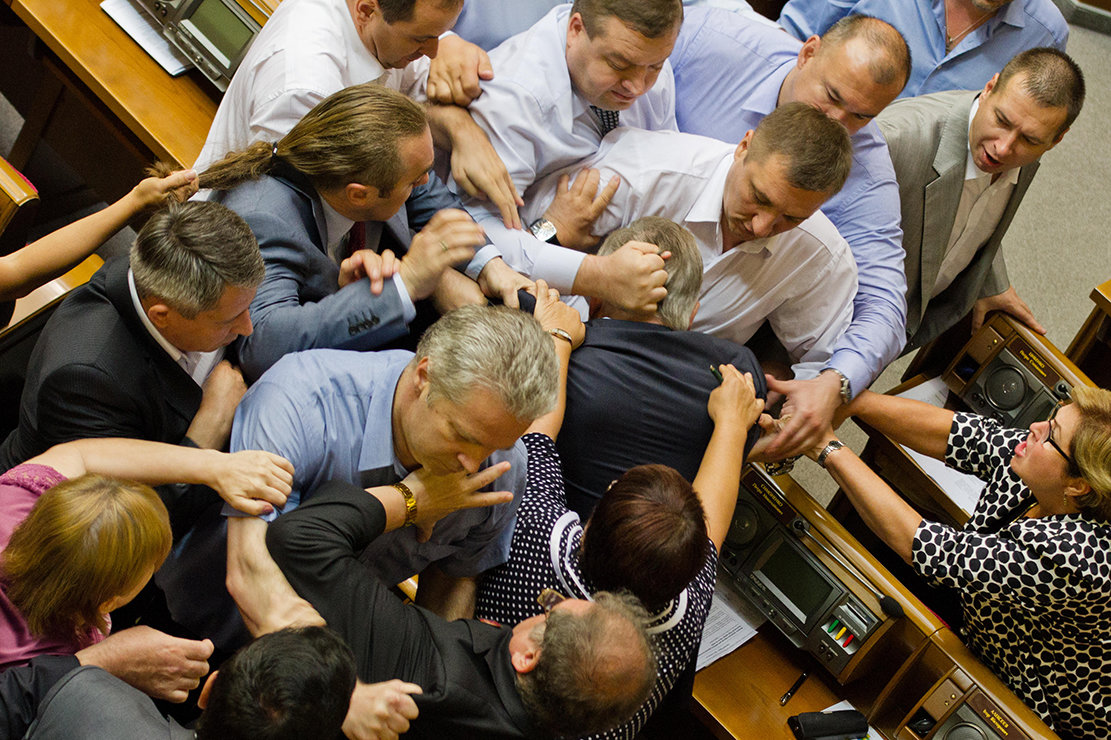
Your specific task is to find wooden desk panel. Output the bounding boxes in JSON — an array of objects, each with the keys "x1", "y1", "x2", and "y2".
[
  {"x1": 693, "y1": 628, "x2": 843, "y2": 739},
  {"x1": 12, "y1": 0, "x2": 218, "y2": 167}
]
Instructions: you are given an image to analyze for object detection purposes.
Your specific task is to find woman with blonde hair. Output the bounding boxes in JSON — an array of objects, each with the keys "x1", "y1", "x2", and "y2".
[
  {"x1": 799, "y1": 385, "x2": 1111, "y2": 739},
  {"x1": 1, "y1": 438, "x2": 293, "y2": 668}
]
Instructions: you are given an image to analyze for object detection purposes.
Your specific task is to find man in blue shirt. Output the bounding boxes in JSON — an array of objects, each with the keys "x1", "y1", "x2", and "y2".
[
  {"x1": 778, "y1": 0, "x2": 1068, "y2": 98},
  {"x1": 160, "y1": 305, "x2": 560, "y2": 647},
  {"x1": 671, "y1": 10, "x2": 910, "y2": 458}
]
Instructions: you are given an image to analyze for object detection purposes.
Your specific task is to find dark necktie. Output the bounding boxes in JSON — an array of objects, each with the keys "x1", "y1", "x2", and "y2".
[
  {"x1": 342, "y1": 221, "x2": 366, "y2": 260},
  {"x1": 591, "y1": 106, "x2": 621, "y2": 137}
]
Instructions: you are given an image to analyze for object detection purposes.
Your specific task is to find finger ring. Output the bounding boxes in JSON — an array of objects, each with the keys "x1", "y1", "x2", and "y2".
[{"x1": 439, "y1": 240, "x2": 449, "y2": 253}]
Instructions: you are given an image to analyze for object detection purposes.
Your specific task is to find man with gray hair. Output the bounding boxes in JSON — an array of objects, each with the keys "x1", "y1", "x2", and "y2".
[
  {"x1": 166, "y1": 304, "x2": 560, "y2": 648},
  {"x1": 549, "y1": 218, "x2": 766, "y2": 517},
  {"x1": 0, "y1": 200, "x2": 265, "y2": 701},
  {"x1": 1, "y1": 201, "x2": 263, "y2": 514}
]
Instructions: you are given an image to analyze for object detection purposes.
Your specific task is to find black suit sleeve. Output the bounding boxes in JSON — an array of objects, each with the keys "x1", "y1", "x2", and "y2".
[
  {"x1": 266, "y1": 481, "x2": 436, "y2": 685},
  {"x1": 0, "y1": 655, "x2": 80, "y2": 738}
]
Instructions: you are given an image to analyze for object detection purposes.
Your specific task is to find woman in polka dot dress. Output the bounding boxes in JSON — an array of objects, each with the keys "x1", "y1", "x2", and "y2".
[
  {"x1": 801, "y1": 385, "x2": 1111, "y2": 740},
  {"x1": 476, "y1": 284, "x2": 765, "y2": 739}
]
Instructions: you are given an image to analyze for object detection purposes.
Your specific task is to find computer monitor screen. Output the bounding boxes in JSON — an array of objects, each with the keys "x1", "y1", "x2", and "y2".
[
  {"x1": 181, "y1": 0, "x2": 254, "y2": 68},
  {"x1": 757, "y1": 538, "x2": 835, "y2": 623}
]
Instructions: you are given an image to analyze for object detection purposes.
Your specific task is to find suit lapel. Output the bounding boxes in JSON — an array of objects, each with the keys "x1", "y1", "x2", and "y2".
[{"x1": 919, "y1": 94, "x2": 976, "y2": 324}]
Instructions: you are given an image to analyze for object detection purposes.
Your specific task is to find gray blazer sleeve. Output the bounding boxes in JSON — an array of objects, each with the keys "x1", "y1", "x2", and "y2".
[{"x1": 237, "y1": 208, "x2": 412, "y2": 382}]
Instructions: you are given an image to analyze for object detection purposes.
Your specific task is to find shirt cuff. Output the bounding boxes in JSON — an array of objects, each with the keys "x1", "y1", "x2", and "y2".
[
  {"x1": 529, "y1": 245, "x2": 587, "y2": 295},
  {"x1": 826, "y1": 350, "x2": 873, "y2": 400},
  {"x1": 390, "y1": 273, "x2": 417, "y2": 324},
  {"x1": 465, "y1": 245, "x2": 500, "y2": 280}
]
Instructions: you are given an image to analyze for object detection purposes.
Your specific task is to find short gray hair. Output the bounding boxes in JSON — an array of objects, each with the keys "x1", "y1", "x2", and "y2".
[
  {"x1": 414, "y1": 305, "x2": 558, "y2": 421},
  {"x1": 130, "y1": 201, "x2": 263, "y2": 317},
  {"x1": 517, "y1": 591, "x2": 657, "y2": 735},
  {"x1": 599, "y1": 217, "x2": 702, "y2": 330}
]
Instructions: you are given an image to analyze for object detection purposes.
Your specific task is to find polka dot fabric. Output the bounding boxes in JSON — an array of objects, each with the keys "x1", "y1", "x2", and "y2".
[
  {"x1": 911, "y1": 413, "x2": 1111, "y2": 739},
  {"x1": 476, "y1": 433, "x2": 717, "y2": 739}
]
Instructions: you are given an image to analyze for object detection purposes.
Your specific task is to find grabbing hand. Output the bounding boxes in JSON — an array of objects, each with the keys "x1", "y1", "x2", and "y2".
[
  {"x1": 543, "y1": 168, "x2": 620, "y2": 251},
  {"x1": 342, "y1": 680, "x2": 422, "y2": 740},
  {"x1": 581, "y1": 240, "x2": 669, "y2": 314},
  {"x1": 339, "y1": 249, "x2": 401, "y2": 292},
  {"x1": 532, "y1": 279, "x2": 584, "y2": 349},
  {"x1": 131, "y1": 169, "x2": 199, "y2": 210},
  {"x1": 760, "y1": 372, "x2": 844, "y2": 460},
  {"x1": 476, "y1": 257, "x2": 533, "y2": 308},
  {"x1": 426, "y1": 34, "x2": 492, "y2": 106},
  {"x1": 400, "y1": 461, "x2": 514, "y2": 542},
  {"x1": 707, "y1": 365, "x2": 765, "y2": 432},
  {"x1": 187, "y1": 361, "x2": 248, "y2": 450},
  {"x1": 402, "y1": 209, "x2": 483, "y2": 300},
  {"x1": 208, "y1": 450, "x2": 294, "y2": 516},
  {"x1": 447, "y1": 125, "x2": 522, "y2": 229},
  {"x1": 972, "y1": 285, "x2": 1045, "y2": 335},
  {"x1": 75, "y1": 626, "x2": 213, "y2": 702}
]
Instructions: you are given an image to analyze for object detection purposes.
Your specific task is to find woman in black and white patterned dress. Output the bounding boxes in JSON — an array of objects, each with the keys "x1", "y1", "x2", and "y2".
[{"x1": 802, "y1": 385, "x2": 1111, "y2": 740}]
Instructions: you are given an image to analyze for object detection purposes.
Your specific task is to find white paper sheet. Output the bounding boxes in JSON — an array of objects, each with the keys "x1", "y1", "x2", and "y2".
[
  {"x1": 695, "y1": 572, "x2": 765, "y2": 671},
  {"x1": 894, "y1": 378, "x2": 986, "y2": 517},
  {"x1": 819, "y1": 700, "x2": 882, "y2": 740},
  {"x1": 101, "y1": 0, "x2": 194, "y2": 76}
]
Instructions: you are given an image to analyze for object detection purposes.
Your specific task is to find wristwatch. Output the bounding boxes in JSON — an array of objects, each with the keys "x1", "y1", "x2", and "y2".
[
  {"x1": 823, "y1": 368, "x2": 852, "y2": 405},
  {"x1": 529, "y1": 218, "x2": 559, "y2": 244},
  {"x1": 817, "y1": 440, "x2": 846, "y2": 469}
]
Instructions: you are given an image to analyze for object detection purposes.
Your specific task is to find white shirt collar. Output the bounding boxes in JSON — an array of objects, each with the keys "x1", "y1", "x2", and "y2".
[
  {"x1": 964, "y1": 97, "x2": 1021, "y2": 186},
  {"x1": 687, "y1": 152, "x2": 780, "y2": 256},
  {"x1": 128, "y1": 268, "x2": 184, "y2": 363}
]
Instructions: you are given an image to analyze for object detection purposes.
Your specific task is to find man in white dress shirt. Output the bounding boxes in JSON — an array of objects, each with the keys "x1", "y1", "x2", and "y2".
[
  {"x1": 428, "y1": 0, "x2": 684, "y2": 315},
  {"x1": 524, "y1": 103, "x2": 858, "y2": 382},
  {"x1": 876, "y1": 47, "x2": 1084, "y2": 350},
  {"x1": 195, "y1": 0, "x2": 461, "y2": 170},
  {"x1": 195, "y1": 0, "x2": 529, "y2": 318}
]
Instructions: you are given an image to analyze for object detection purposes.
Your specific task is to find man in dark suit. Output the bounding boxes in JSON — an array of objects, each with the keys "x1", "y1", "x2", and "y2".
[
  {"x1": 556, "y1": 218, "x2": 766, "y2": 518},
  {"x1": 0, "y1": 201, "x2": 264, "y2": 534},
  {"x1": 876, "y1": 48, "x2": 1085, "y2": 351},
  {"x1": 266, "y1": 475, "x2": 658, "y2": 738}
]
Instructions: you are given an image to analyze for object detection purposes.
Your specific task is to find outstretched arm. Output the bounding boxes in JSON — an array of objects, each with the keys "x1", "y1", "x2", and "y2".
[
  {"x1": 29, "y1": 437, "x2": 293, "y2": 516},
  {"x1": 0, "y1": 170, "x2": 197, "y2": 302},
  {"x1": 803, "y1": 432, "x2": 923, "y2": 563},
  {"x1": 696, "y1": 366, "x2": 765, "y2": 551},
  {"x1": 525, "y1": 280, "x2": 585, "y2": 441}
]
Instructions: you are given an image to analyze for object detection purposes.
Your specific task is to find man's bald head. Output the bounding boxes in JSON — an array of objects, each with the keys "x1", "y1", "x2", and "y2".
[
  {"x1": 782, "y1": 15, "x2": 910, "y2": 134},
  {"x1": 820, "y1": 15, "x2": 911, "y2": 91}
]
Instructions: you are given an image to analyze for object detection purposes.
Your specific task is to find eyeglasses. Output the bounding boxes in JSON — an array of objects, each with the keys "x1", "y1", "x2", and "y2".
[
  {"x1": 537, "y1": 588, "x2": 566, "y2": 614},
  {"x1": 1043, "y1": 402, "x2": 1073, "y2": 466}
]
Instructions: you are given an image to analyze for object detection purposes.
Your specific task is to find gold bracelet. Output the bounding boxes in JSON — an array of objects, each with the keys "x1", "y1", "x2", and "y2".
[
  {"x1": 547, "y1": 328, "x2": 573, "y2": 345},
  {"x1": 391, "y1": 482, "x2": 417, "y2": 527}
]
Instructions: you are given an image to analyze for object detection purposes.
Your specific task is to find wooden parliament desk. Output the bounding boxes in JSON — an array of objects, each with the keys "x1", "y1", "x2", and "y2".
[
  {"x1": 691, "y1": 467, "x2": 1059, "y2": 740},
  {"x1": 5, "y1": 0, "x2": 275, "y2": 171}
]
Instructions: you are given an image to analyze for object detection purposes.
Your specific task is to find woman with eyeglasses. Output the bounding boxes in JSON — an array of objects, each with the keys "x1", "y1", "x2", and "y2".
[{"x1": 799, "y1": 386, "x2": 1111, "y2": 740}]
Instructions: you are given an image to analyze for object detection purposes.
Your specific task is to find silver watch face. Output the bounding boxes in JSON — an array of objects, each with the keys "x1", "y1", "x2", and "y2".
[{"x1": 530, "y1": 219, "x2": 558, "y2": 243}]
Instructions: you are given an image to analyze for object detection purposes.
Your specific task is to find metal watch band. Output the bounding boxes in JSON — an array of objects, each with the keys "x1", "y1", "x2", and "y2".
[{"x1": 817, "y1": 440, "x2": 846, "y2": 469}]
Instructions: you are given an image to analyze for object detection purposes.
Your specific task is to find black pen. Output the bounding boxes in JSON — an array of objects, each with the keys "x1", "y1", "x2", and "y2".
[
  {"x1": 780, "y1": 670, "x2": 809, "y2": 706},
  {"x1": 709, "y1": 364, "x2": 723, "y2": 383}
]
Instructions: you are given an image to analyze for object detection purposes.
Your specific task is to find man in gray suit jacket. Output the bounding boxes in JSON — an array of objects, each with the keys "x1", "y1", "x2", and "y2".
[{"x1": 877, "y1": 48, "x2": 1084, "y2": 352}]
